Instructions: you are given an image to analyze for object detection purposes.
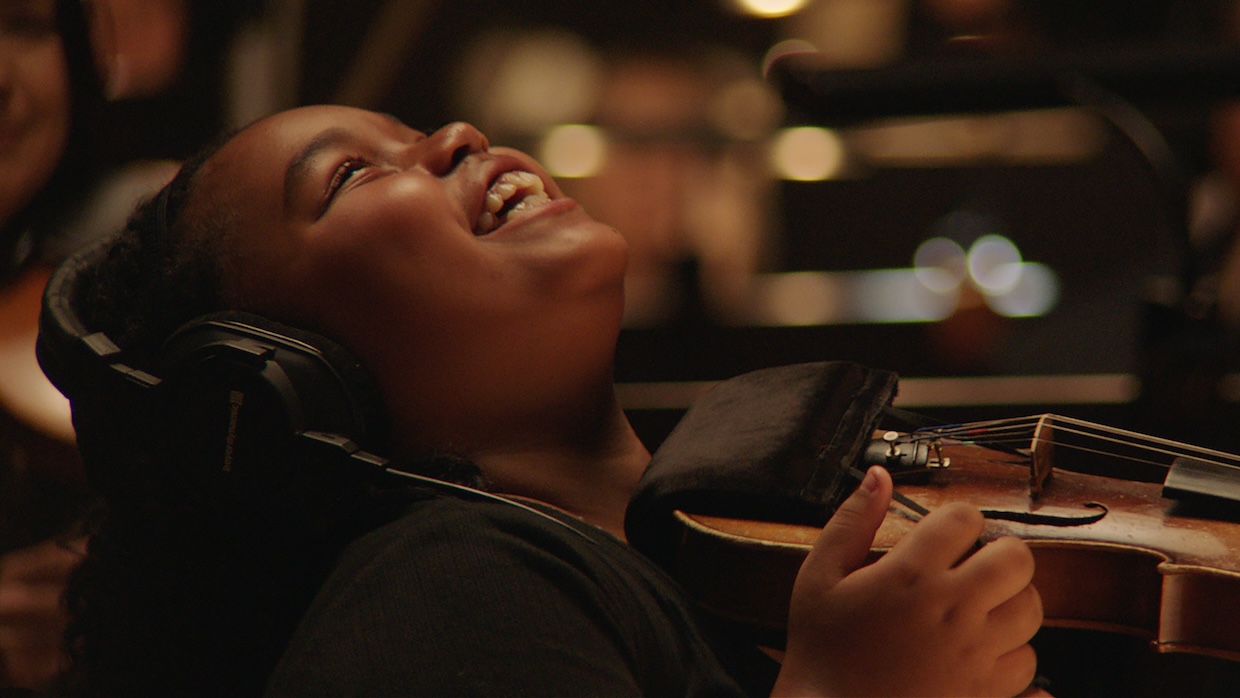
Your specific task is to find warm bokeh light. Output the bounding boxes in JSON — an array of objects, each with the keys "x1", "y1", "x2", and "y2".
[
  {"x1": 985, "y1": 262, "x2": 1060, "y2": 317},
  {"x1": 850, "y1": 109, "x2": 1105, "y2": 167},
  {"x1": 913, "y1": 237, "x2": 967, "y2": 293},
  {"x1": 731, "y1": 0, "x2": 811, "y2": 19},
  {"x1": 781, "y1": 0, "x2": 907, "y2": 67},
  {"x1": 762, "y1": 39, "x2": 817, "y2": 76},
  {"x1": 749, "y1": 269, "x2": 962, "y2": 325},
  {"x1": 967, "y1": 234, "x2": 1023, "y2": 294},
  {"x1": 709, "y1": 78, "x2": 784, "y2": 141},
  {"x1": 852, "y1": 269, "x2": 959, "y2": 322},
  {"x1": 538, "y1": 124, "x2": 607, "y2": 178},
  {"x1": 758, "y1": 271, "x2": 843, "y2": 326},
  {"x1": 771, "y1": 126, "x2": 846, "y2": 181},
  {"x1": 454, "y1": 30, "x2": 601, "y2": 137},
  {"x1": 913, "y1": 234, "x2": 1060, "y2": 319}
]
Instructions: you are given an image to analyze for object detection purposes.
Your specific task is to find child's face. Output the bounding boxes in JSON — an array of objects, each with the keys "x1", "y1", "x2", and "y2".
[
  {"x1": 0, "y1": 0, "x2": 69, "y2": 224},
  {"x1": 194, "y1": 105, "x2": 630, "y2": 452}
]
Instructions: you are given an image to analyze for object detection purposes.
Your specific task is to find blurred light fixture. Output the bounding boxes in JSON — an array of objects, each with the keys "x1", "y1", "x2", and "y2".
[
  {"x1": 913, "y1": 237, "x2": 966, "y2": 293},
  {"x1": 763, "y1": 39, "x2": 818, "y2": 76},
  {"x1": 759, "y1": 271, "x2": 844, "y2": 325},
  {"x1": 850, "y1": 109, "x2": 1105, "y2": 167},
  {"x1": 985, "y1": 262, "x2": 1059, "y2": 317},
  {"x1": 967, "y1": 234, "x2": 1023, "y2": 294},
  {"x1": 914, "y1": 234, "x2": 1060, "y2": 319},
  {"x1": 709, "y1": 78, "x2": 784, "y2": 141},
  {"x1": 454, "y1": 30, "x2": 601, "y2": 137},
  {"x1": 853, "y1": 268, "x2": 959, "y2": 322},
  {"x1": 539, "y1": 124, "x2": 607, "y2": 178},
  {"x1": 749, "y1": 268, "x2": 959, "y2": 325},
  {"x1": 771, "y1": 126, "x2": 846, "y2": 180},
  {"x1": 781, "y1": 0, "x2": 906, "y2": 68},
  {"x1": 731, "y1": 0, "x2": 811, "y2": 19},
  {"x1": 747, "y1": 258, "x2": 1058, "y2": 326}
]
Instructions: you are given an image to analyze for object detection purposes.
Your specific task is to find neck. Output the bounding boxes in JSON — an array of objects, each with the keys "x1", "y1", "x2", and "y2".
[{"x1": 470, "y1": 395, "x2": 651, "y2": 540}]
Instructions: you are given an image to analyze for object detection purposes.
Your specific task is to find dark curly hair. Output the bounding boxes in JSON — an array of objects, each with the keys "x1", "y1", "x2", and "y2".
[{"x1": 52, "y1": 124, "x2": 482, "y2": 696}]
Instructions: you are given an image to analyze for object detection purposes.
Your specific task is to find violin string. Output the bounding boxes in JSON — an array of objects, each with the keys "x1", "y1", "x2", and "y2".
[
  {"x1": 915, "y1": 415, "x2": 1043, "y2": 438},
  {"x1": 1032, "y1": 424, "x2": 1240, "y2": 472},
  {"x1": 1028, "y1": 436, "x2": 1185, "y2": 472},
  {"x1": 1049, "y1": 415, "x2": 1240, "y2": 468},
  {"x1": 906, "y1": 413, "x2": 1240, "y2": 474},
  {"x1": 910, "y1": 417, "x2": 1045, "y2": 458},
  {"x1": 917, "y1": 420, "x2": 1045, "y2": 443},
  {"x1": 911, "y1": 418, "x2": 1042, "y2": 446},
  {"x1": 949, "y1": 414, "x2": 1240, "y2": 466}
]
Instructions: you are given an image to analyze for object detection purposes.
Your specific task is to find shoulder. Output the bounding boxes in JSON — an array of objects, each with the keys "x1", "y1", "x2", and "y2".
[
  {"x1": 267, "y1": 493, "x2": 744, "y2": 696},
  {"x1": 329, "y1": 493, "x2": 622, "y2": 589},
  {"x1": 311, "y1": 493, "x2": 675, "y2": 636}
]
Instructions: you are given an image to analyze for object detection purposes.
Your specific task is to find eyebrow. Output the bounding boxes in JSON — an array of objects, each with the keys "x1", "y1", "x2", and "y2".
[{"x1": 283, "y1": 127, "x2": 352, "y2": 216}]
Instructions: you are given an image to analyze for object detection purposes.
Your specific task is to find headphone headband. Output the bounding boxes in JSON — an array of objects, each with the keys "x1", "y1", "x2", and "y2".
[{"x1": 37, "y1": 231, "x2": 157, "y2": 401}]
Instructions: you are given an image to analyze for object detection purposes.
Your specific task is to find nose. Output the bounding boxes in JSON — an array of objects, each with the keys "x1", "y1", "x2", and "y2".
[{"x1": 419, "y1": 122, "x2": 489, "y2": 176}]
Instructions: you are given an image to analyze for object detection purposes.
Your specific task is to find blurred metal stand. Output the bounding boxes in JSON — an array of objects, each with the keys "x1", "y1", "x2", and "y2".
[
  {"x1": 334, "y1": 0, "x2": 438, "y2": 109},
  {"x1": 770, "y1": 43, "x2": 1240, "y2": 125}
]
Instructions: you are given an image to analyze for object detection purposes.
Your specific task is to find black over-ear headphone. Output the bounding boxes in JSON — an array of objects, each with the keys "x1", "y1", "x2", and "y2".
[
  {"x1": 36, "y1": 232, "x2": 394, "y2": 508},
  {"x1": 36, "y1": 232, "x2": 595, "y2": 536}
]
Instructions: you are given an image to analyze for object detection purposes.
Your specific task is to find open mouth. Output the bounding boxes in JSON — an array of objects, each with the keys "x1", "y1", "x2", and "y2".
[{"x1": 474, "y1": 170, "x2": 552, "y2": 235}]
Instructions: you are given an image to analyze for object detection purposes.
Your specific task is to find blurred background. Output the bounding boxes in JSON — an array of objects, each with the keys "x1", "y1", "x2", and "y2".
[
  {"x1": 108, "y1": 0, "x2": 1240, "y2": 452},
  {"x1": 0, "y1": 2, "x2": 1227, "y2": 691}
]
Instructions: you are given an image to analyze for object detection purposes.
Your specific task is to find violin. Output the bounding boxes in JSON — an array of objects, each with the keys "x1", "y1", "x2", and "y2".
[{"x1": 670, "y1": 414, "x2": 1240, "y2": 661}]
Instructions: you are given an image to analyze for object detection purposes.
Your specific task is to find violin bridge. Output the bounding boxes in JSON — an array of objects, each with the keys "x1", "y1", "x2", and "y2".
[{"x1": 1029, "y1": 415, "x2": 1055, "y2": 498}]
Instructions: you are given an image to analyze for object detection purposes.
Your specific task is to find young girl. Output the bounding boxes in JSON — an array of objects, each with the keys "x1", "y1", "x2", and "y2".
[{"x1": 40, "y1": 104, "x2": 1042, "y2": 696}]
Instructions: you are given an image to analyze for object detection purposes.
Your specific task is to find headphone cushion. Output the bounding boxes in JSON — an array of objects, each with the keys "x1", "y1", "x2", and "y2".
[{"x1": 152, "y1": 311, "x2": 390, "y2": 503}]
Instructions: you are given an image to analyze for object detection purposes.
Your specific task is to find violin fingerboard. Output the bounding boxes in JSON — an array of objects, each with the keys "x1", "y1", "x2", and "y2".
[{"x1": 1162, "y1": 457, "x2": 1240, "y2": 511}]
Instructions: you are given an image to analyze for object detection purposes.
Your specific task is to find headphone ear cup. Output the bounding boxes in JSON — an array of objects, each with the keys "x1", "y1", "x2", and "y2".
[{"x1": 154, "y1": 311, "x2": 390, "y2": 505}]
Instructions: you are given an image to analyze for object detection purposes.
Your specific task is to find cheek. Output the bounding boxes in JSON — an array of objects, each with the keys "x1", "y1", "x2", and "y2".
[
  {"x1": 321, "y1": 177, "x2": 469, "y2": 265},
  {"x1": 21, "y1": 41, "x2": 70, "y2": 157},
  {"x1": 288, "y1": 191, "x2": 486, "y2": 334},
  {"x1": 0, "y1": 45, "x2": 69, "y2": 216}
]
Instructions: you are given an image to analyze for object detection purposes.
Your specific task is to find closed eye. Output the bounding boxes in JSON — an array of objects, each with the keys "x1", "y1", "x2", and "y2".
[{"x1": 320, "y1": 157, "x2": 372, "y2": 216}]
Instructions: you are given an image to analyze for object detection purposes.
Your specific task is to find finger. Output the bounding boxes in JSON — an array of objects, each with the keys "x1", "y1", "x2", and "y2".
[
  {"x1": 884, "y1": 501, "x2": 986, "y2": 572},
  {"x1": 988, "y1": 641, "x2": 1039, "y2": 698},
  {"x1": 956, "y1": 535, "x2": 1036, "y2": 612},
  {"x1": 1, "y1": 542, "x2": 82, "y2": 582},
  {"x1": 986, "y1": 583, "x2": 1043, "y2": 655},
  {"x1": 0, "y1": 584, "x2": 65, "y2": 622},
  {"x1": 801, "y1": 466, "x2": 893, "y2": 587},
  {"x1": 0, "y1": 563, "x2": 67, "y2": 620}
]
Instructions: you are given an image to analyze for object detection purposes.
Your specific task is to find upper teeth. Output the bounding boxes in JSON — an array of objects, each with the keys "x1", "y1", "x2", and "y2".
[{"x1": 476, "y1": 170, "x2": 551, "y2": 235}]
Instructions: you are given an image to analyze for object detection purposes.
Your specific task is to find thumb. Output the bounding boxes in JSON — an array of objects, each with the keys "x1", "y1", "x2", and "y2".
[{"x1": 802, "y1": 466, "x2": 893, "y2": 587}]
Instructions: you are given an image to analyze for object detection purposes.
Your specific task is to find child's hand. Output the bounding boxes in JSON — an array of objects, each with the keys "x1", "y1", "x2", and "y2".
[{"x1": 774, "y1": 466, "x2": 1042, "y2": 697}]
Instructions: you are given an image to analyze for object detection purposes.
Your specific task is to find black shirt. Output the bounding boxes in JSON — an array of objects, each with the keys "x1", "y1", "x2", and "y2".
[{"x1": 265, "y1": 493, "x2": 768, "y2": 696}]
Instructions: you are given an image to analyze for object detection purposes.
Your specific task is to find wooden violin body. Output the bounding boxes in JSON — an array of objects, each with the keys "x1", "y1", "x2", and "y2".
[{"x1": 672, "y1": 434, "x2": 1240, "y2": 661}]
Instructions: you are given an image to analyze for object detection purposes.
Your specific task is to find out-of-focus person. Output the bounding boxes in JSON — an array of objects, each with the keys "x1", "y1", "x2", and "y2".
[{"x1": 0, "y1": 0, "x2": 181, "y2": 689}]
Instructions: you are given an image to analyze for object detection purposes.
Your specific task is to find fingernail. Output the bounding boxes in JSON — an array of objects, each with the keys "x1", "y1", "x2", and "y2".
[{"x1": 859, "y1": 466, "x2": 878, "y2": 493}]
